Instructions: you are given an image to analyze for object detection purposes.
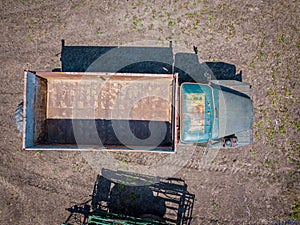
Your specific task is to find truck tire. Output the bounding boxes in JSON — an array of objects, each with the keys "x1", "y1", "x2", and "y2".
[{"x1": 14, "y1": 102, "x2": 23, "y2": 133}]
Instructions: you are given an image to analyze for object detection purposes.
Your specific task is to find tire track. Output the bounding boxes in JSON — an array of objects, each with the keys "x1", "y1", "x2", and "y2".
[
  {"x1": 108, "y1": 148, "x2": 282, "y2": 179},
  {"x1": 0, "y1": 176, "x2": 26, "y2": 224}
]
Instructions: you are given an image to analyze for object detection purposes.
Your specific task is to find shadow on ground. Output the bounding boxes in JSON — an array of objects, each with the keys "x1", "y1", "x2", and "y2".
[
  {"x1": 62, "y1": 169, "x2": 195, "y2": 225},
  {"x1": 54, "y1": 40, "x2": 242, "y2": 83}
]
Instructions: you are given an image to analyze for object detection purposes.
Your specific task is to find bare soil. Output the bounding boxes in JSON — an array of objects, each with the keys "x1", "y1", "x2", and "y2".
[{"x1": 0, "y1": 0, "x2": 299, "y2": 224}]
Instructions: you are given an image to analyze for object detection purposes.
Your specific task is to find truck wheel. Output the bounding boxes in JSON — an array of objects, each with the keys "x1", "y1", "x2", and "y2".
[{"x1": 14, "y1": 102, "x2": 23, "y2": 133}]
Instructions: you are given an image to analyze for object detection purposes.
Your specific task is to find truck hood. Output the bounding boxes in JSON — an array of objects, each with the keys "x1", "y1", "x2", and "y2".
[{"x1": 217, "y1": 89, "x2": 254, "y2": 138}]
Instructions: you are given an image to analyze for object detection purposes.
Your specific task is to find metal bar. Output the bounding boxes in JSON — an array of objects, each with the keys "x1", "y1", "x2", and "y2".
[
  {"x1": 174, "y1": 73, "x2": 179, "y2": 151},
  {"x1": 22, "y1": 71, "x2": 27, "y2": 150},
  {"x1": 24, "y1": 145, "x2": 175, "y2": 152},
  {"x1": 36, "y1": 71, "x2": 174, "y2": 78}
]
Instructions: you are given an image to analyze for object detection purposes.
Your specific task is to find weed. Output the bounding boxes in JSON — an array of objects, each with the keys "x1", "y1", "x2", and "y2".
[
  {"x1": 256, "y1": 120, "x2": 263, "y2": 130},
  {"x1": 148, "y1": 24, "x2": 153, "y2": 30},
  {"x1": 132, "y1": 16, "x2": 143, "y2": 27},
  {"x1": 208, "y1": 14, "x2": 214, "y2": 23},
  {"x1": 185, "y1": 13, "x2": 193, "y2": 19},
  {"x1": 168, "y1": 21, "x2": 176, "y2": 27},
  {"x1": 211, "y1": 199, "x2": 218, "y2": 211},
  {"x1": 35, "y1": 150, "x2": 42, "y2": 157},
  {"x1": 96, "y1": 29, "x2": 103, "y2": 35},
  {"x1": 288, "y1": 157, "x2": 300, "y2": 167},
  {"x1": 254, "y1": 132, "x2": 261, "y2": 140},
  {"x1": 279, "y1": 125, "x2": 286, "y2": 135},
  {"x1": 259, "y1": 52, "x2": 265, "y2": 60},
  {"x1": 289, "y1": 121, "x2": 300, "y2": 132},
  {"x1": 227, "y1": 24, "x2": 236, "y2": 39},
  {"x1": 283, "y1": 114, "x2": 290, "y2": 123},
  {"x1": 272, "y1": 98, "x2": 279, "y2": 110},
  {"x1": 133, "y1": 16, "x2": 138, "y2": 26},
  {"x1": 291, "y1": 200, "x2": 300, "y2": 220},
  {"x1": 249, "y1": 61, "x2": 254, "y2": 68},
  {"x1": 183, "y1": 2, "x2": 189, "y2": 10},
  {"x1": 121, "y1": 160, "x2": 128, "y2": 165},
  {"x1": 205, "y1": 38, "x2": 214, "y2": 43},
  {"x1": 70, "y1": 3, "x2": 80, "y2": 10},
  {"x1": 151, "y1": 9, "x2": 156, "y2": 19},
  {"x1": 279, "y1": 34, "x2": 285, "y2": 42},
  {"x1": 264, "y1": 159, "x2": 275, "y2": 171},
  {"x1": 194, "y1": 21, "x2": 200, "y2": 27},
  {"x1": 265, "y1": 159, "x2": 271, "y2": 167},
  {"x1": 266, "y1": 124, "x2": 277, "y2": 143}
]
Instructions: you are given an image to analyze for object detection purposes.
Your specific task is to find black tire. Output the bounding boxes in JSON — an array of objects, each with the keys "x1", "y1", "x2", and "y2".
[{"x1": 14, "y1": 102, "x2": 23, "y2": 133}]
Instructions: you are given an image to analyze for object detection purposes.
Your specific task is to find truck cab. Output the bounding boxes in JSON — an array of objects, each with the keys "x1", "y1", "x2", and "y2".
[{"x1": 180, "y1": 81, "x2": 253, "y2": 148}]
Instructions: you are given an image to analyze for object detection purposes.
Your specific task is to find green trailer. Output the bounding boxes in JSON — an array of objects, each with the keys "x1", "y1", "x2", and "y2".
[{"x1": 62, "y1": 170, "x2": 195, "y2": 225}]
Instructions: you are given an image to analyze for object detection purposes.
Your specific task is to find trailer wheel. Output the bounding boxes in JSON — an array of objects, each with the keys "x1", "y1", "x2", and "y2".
[{"x1": 14, "y1": 102, "x2": 23, "y2": 133}]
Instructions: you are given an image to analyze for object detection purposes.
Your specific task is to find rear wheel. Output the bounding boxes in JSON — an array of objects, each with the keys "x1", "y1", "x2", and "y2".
[{"x1": 14, "y1": 102, "x2": 23, "y2": 133}]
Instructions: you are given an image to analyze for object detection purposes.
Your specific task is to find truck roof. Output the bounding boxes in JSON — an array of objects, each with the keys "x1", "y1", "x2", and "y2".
[{"x1": 180, "y1": 83, "x2": 215, "y2": 143}]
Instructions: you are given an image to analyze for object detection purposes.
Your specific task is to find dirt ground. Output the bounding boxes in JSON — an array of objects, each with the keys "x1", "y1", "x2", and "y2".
[{"x1": 0, "y1": 0, "x2": 299, "y2": 224}]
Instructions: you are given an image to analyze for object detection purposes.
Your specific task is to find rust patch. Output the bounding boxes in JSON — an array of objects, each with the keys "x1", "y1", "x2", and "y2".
[{"x1": 47, "y1": 75, "x2": 173, "y2": 122}]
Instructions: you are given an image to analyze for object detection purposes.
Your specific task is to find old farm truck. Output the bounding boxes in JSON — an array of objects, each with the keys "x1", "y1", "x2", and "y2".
[{"x1": 19, "y1": 44, "x2": 253, "y2": 152}]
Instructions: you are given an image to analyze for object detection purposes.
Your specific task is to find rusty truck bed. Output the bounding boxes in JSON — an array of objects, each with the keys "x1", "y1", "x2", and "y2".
[{"x1": 23, "y1": 71, "x2": 178, "y2": 152}]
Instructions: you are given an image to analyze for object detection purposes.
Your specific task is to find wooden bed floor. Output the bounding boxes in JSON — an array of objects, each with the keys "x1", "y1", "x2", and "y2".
[{"x1": 47, "y1": 76, "x2": 173, "y2": 122}]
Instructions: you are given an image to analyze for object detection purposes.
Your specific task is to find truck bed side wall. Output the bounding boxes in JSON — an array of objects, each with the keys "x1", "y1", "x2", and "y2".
[{"x1": 23, "y1": 72, "x2": 47, "y2": 149}]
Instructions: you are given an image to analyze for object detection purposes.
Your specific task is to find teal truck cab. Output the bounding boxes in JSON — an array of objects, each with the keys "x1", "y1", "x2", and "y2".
[{"x1": 180, "y1": 81, "x2": 253, "y2": 148}]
